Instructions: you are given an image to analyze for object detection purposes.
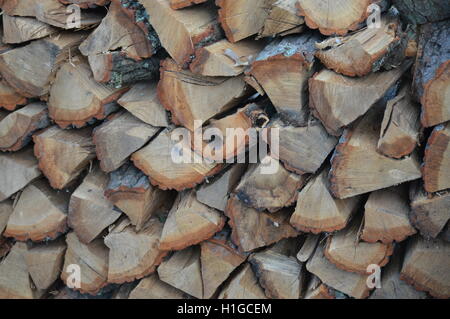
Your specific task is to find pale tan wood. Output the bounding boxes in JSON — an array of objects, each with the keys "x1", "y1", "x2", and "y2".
[
  {"x1": 129, "y1": 274, "x2": 187, "y2": 299},
  {"x1": 400, "y1": 236, "x2": 450, "y2": 299},
  {"x1": 235, "y1": 158, "x2": 307, "y2": 212},
  {"x1": 59, "y1": 0, "x2": 110, "y2": 9},
  {"x1": 304, "y1": 276, "x2": 335, "y2": 299},
  {"x1": 24, "y1": 239, "x2": 66, "y2": 290},
  {"x1": 2, "y1": 14, "x2": 58, "y2": 44},
  {"x1": 68, "y1": 166, "x2": 122, "y2": 244},
  {"x1": 330, "y1": 107, "x2": 422, "y2": 199},
  {"x1": 259, "y1": 0, "x2": 305, "y2": 38},
  {"x1": 422, "y1": 122, "x2": 450, "y2": 193},
  {"x1": 33, "y1": 125, "x2": 96, "y2": 190},
  {"x1": 132, "y1": 127, "x2": 223, "y2": 191},
  {"x1": 306, "y1": 242, "x2": 371, "y2": 299},
  {"x1": 267, "y1": 237, "x2": 302, "y2": 257},
  {"x1": 225, "y1": 195, "x2": 299, "y2": 252},
  {"x1": 157, "y1": 246, "x2": 203, "y2": 299},
  {"x1": 104, "y1": 218, "x2": 167, "y2": 283},
  {"x1": 0, "y1": 32, "x2": 87, "y2": 98},
  {"x1": 4, "y1": 179, "x2": 70, "y2": 242},
  {"x1": 48, "y1": 58, "x2": 126, "y2": 128},
  {"x1": 291, "y1": 167, "x2": 362, "y2": 233},
  {"x1": 190, "y1": 39, "x2": 264, "y2": 77},
  {"x1": 61, "y1": 232, "x2": 109, "y2": 295},
  {"x1": 0, "y1": 146, "x2": 42, "y2": 202},
  {"x1": 93, "y1": 111, "x2": 159, "y2": 173},
  {"x1": 0, "y1": 200, "x2": 13, "y2": 235},
  {"x1": 169, "y1": 0, "x2": 208, "y2": 9},
  {"x1": 218, "y1": 263, "x2": 267, "y2": 299},
  {"x1": 0, "y1": 102, "x2": 50, "y2": 152},
  {"x1": 362, "y1": 185, "x2": 417, "y2": 243},
  {"x1": 0, "y1": 79, "x2": 27, "y2": 110},
  {"x1": 217, "y1": 0, "x2": 275, "y2": 43},
  {"x1": 158, "y1": 58, "x2": 249, "y2": 131},
  {"x1": 249, "y1": 250, "x2": 303, "y2": 299},
  {"x1": 309, "y1": 63, "x2": 410, "y2": 136},
  {"x1": 160, "y1": 190, "x2": 225, "y2": 251},
  {"x1": 297, "y1": 233, "x2": 320, "y2": 263},
  {"x1": 117, "y1": 82, "x2": 169, "y2": 128}
]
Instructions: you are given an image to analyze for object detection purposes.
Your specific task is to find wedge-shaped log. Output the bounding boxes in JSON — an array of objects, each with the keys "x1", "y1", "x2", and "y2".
[
  {"x1": 218, "y1": 263, "x2": 267, "y2": 299},
  {"x1": 69, "y1": 166, "x2": 122, "y2": 244},
  {"x1": 129, "y1": 274, "x2": 186, "y2": 299},
  {"x1": 2, "y1": 15, "x2": 58, "y2": 44},
  {"x1": 4, "y1": 179, "x2": 69, "y2": 242},
  {"x1": 259, "y1": 0, "x2": 304, "y2": 38},
  {"x1": 291, "y1": 166, "x2": 362, "y2": 233},
  {"x1": 0, "y1": 79, "x2": 26, "y2": 110},
  {"x1": 304, "y1": 276, "x2": 335, "y2": 299},
  {"x1": 158, "y1": 58, "x2": 249, "y2": 131},
  {"x1": 104, "y1": 218, "x2": 167, "y2": 284},
  {"x1": 329, "y1": 108, "x2": 422, "y2": 199},
  {"x1": 33, "y1": 125, "x2": 96, "y2": 190},
  {"x1": 393, "y1": 0, "x2": 450, "y2": 24},
  {"x1": 297, "y1": 233, "x2": 320, "y2": 263},
  {"x1": 0, "y1": 201, "x2": 13, "y2": 236},
  {"x1": 159, "y1": 190, "x2": 225, "y2": 251}
]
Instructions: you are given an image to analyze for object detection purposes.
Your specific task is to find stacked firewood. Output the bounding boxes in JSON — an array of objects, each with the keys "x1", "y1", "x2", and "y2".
[{"x1": 0, "y1": 0, "x2": 449, "y2": 299}]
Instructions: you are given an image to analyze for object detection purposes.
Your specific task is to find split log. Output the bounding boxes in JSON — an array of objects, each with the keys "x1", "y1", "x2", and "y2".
[
  {"x1": 0, "y1": 79, "x2": 27, "y2": 111},
  {"x1": 33, "y1": 125, "x2": 96, "y2": 190},
  {"x1": 309, "y1": 62, "x2": 410, "y2": 136},
  {"x1": 105, "y1": 162, "x2": 174, "y2": 231},
  {"x1": 158, "y1": 58, "x2": 249, "y2": 131},
  {"x1": 249, "y1": 250, "x2": 303, "y2": 299},
  {"x1": 324, "y1": 217, "x2": 394, "y2": 274},
  {"x1": 129, "y1": 274, "x2": 187, "y2": 299},
  {"x1": 362, "y1": 185, "x2": 417, "y2": 243},
  {"x1": 400, "y1": 236, "x2": 450, "y2": 299},
  {"x1": 117, "y1": 81, "x2": 169, "y2": 127},
  {"x1": 290, "y1": 166, "x2": 362, "y2": 233},
  {"x1": 218, "y1": 263, "x2": 267, "y2": 299},
  {"x1": 216, "y1": 0, "x2": 274, "y2": 43},
  {"x1": 0, "y1": 32, "x2": 87, "y2": 98},
  {"x1": 296, "y1": 0, "x2": 381, "y2": 36},
  {"x1": 93, "y1": 111, "x2": 159, "y2": 172},
  {"x1": 377, "y1": 85, "x2": 420, "y2": 158},
  {"x1": 225, "y1": 195, "x2": 299, "y2": 252},
  {"x1": 250, "y1": 33, "x2": 320, "y2": 126},
  {"x1": 190, "y1": 39, "x2": 264, "y2": 77},
  {"x1": 410, "y1": 182, "x2": 450, "y2": 239},
  {"x1": 200, "y1": 234, "x2": 247, "y2": 298},
  {"x1": 169, "y1": 0, "x2": 208, "y2": 9},
  {"x1": 159, "y1": 190, "x2": 225, "y2": 251},
  {"x1": 4, "y1": 179, "x2": 70, "y2": 242},
  {"x1": 157, "y1": 246, "x2": 203, "y2": 299},
  {"x1": 422, "y1": 122, "x2": 450, "y2": 193},
  {"x1": 61, "y1": 232, "x2": 109, "y2": 295},
  {"x1": 48, "y1": 58, "x2": 126, "y2": 128},
  {"x1": 104, "y1": 218, "x2": 167, "y2": 283},
  {"x1": 68, "y1": 166, "x2": 122, "y2": 244},
  {"x1": 306, "y1": 242, "x2": 371, "y2": 299},
  {"x1": 393, "y1": 0, "x2": 450, "y2": 24},
  {"x1": 304, "y1": 276, "x2": 335, "y2": 299},
  {"x1": 2, "y1": 14, "x2": 58, "y2": 44},
  {"x1": 267, "y1": 237, "x2": 302, "y2": 257},
  {"x1": 266, "y1": 119, "x2": 338, "y2": 175},
  {"x1": 0, "y1": 200, "x2": 13, "y2": 235},
  {"x1": 197, "y1": 164, "x2": 247, "y2": 211},
  {"x1": 329, "y1": 107, "x2": 422, "y2": 199},
  {"x1": 0, "y1": 102, "x2": 50, "y2": 152},
  {"x1": 139, "y1": 0, "x2": 223, "y2": 67},
  {"x1": 413, "y1": 20, "x2": 450, "y2": 127},
  {"x1": 24, "y1": 240, "x2": 66, "y2": 290},
  {"x1": 235, "y1": 158, "x2": 307, "y2": 212},
  {"x1": 131, "y1": 127, "x2": 223, "y2": 191},
  {"x1": 0, "y1": 146, "x2": 42, "y2": 202},
  {"x1": 297, "y1": 233, "x2": 320, "y2": 263},
  {"x1": 259, "y1": 0, "x2": 304, "y2": 38}
]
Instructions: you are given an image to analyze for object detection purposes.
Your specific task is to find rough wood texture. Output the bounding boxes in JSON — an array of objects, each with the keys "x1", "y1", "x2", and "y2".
[
  {"x1": 158, "y1": 58, "x2": 249, "y2": 131},
  {"x1": 59, "y1": 0, "x2": 110, "y2": 8},
  {"x1": 250, "y1": 33, "x2": 320, "y2": 126},
  {"x1": 0, "y1": 102, "x2": 50, "y2": 152},
  {"x1": 69, "y1": 166, "x2": 122, "y2": 244},
  {"x1": 422, "y1": 122, "x2": 450, "y2": 193},
  {"x1": 297, "y1": 233, "x2": 320, "y2": 263},
  {"x1": 400, "y1": 236, "x2": 450, "y2": 299},
  {"x1": 309, "y1": 63, "x2": 410, "y2": 136},
  {"x1": 225, "y1": 195, "x2": 299, "y2": 252},
  {"x1": 4, "y1": 179, "x2": 70, "y2": 242},
  {"x1": 330, "y1": 107, "x2": 422, "y2": 199},
  {"x1": 2, "y1": 14, "x2": 58, "y2": 44},
  {"x1": 362, "y1": 185, "x2": 417, "y2": 243},
  {"x1": 0, "y1": 200, "x2": 13, "y2": 236},
  {"x1": 159, "y1": 191, "x2": 225, "y2": 251},
  {"x1": 259, "y1": 0, "x2": 304, "y2": 38},
  {"x1": 304, "y1": 276, "x2": 335, "y2": 299},
  {"x1": 218, "y1": 263, "x2": 267, "y2": 299},
  {"x1": 33, "y1": 126, "x2": 96, "y2": 190},
  {"x1": 104, "y1": 218, "x2": 167, "y2": 283},
  {"x1": 129, "y1": 274, "x2": 186, "y2": 299},
  {"x1": 0, "y1": 79, "x2": 26, "y2": 111},
  {"x1": 393, "y1": 0, "x2": 450, "y2": 24},
  {"x1": 413, "y1": 20, "x2": 450, "y2": 127},
  {"x1": 291, "y1": 166, "x2": 362, "y2": 234}
]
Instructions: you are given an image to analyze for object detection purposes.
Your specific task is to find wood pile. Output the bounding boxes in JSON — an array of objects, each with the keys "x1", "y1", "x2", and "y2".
[{"x1": 0, "y1": 0, "x2": 449, "y2": 300}]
